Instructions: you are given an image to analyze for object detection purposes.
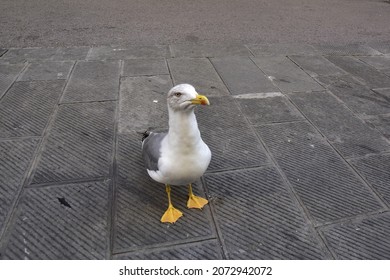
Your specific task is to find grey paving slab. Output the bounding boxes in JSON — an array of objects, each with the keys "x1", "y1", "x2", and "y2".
[
  {"x1": 211, "y1": 57, "x2": 278, "y2": 95},
  {"x1": 0, "y1": 49, "x2": 6, "y2": 57},
  {"x1": 350, "y1": 154, "x2": 390, "y2": 206},
  {"x1": 247, "y1": 43, "x2": 319, "y2": 56},
  {"x1": 290, "y1": 91, "x2": 390, "y2": 158},
  {"x1": 0, "y1": 63, "x2": 25, "y2": 97},
  {"x1": 114, "y1": 239, "x2": 222, "y2": 260},
  {"x1": 252, "y1": 56, "x2": 324, "y2": 93},
  {"x1": 0, "y1": 139, "x2": 39, "y2": 235},
  {"x1": 0, "y1": 80, "x2": 65, "y2": 138},
  {"x1": 0, "y1": 48, "x2": 58, "y2": 64},
  {"x1": 1, "y1": 181, "x2": 110, "y2": 259},
  {"x1": 320, "y1": 213, "x2": 390, "y2": 259},
  {"x1": 114, "y1": 133, "x2": 214, "y2": 253},
  {"x1": 368, "y1": 41, "x2": 390, "y2": 55},
  {"x1": 326, "y1": 56, "x2": 390, "y2": 89},
  {"x1": 168, "y1": 58, "x2": 229, "y2": 97},
  {"x1": 122, "y1": 58, "x2": 168, "y2": 76},
  {"x1": 313, "y1": 43, "x2": 381, "y2": 56},
  {"x1": 87, "y1": 45, "x2": 170, "y2": 60},
  {"x1": 256, "y1": 122, "x2": 383, "y2": 225},
  {"x1": 119, "y1": 75, "x2": 172, "y2": 133},
  {"x1": 235, "y1": 93, "x2": 304, "y2": 125},
  {"x1": 61, "y1": 60, "x2": 120, "y2": 103},
  {"x1": 317, "y1": 75, "x2": 390, "y2": 117},
  {"x1": 197, "y1": 96, "x2": 269, "y2": 171},
  {"x1": 52, "y1": 47, "x2": 90, "y2": 61},
  {"x1": 171, "y1": 43, "x2": 251, "y2": 58},
  {"x1": 365, "y1": 114, "x2": 390, "y2": 140},
  {"x1": 18, "y1": 61, "x2": 74, "y2": 81},
  {"x1": 204, "y1": 167, "x2": 331, "y2": 259},
  {"x1": 358, "y1": 56, "x2": 390, "y2": 71},
  {"x1": 32, "y1": 102, "x2": 116, "y2": 184},
  {"x1": 289, "y1": 55, "x2": 346, "y2": 77}
]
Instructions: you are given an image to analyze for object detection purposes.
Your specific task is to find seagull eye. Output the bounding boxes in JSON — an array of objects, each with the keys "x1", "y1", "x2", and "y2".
[{"x1": 174, "y1": 92, "x2": 182, "y2": 97}]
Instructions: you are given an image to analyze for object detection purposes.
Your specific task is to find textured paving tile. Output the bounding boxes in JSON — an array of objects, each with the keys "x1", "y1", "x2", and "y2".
[
  {"x1": 0, "y1": 139, "x2": 39, "y2": 234},
  {"x1": 211, "y1": 57, "x2": 278, "y2": 95},
  {"x1": 52, "y1": 47, "x2": 90, "y2": 61},
  {"x1": 317, "y1": 75, "x2": 390, "y2": 117},
  {"x1": 0, "y1": 80, "x2": 65, "y2": 138},
  {"x1": 320, "y1": 213, "x2": 390, "y2": 259},
  {"x1": 290, "y1": 91, "x2": 390, "y2": 158},
  {"x1": 358, "y1": 56, "x2": 390, "y2": 71},
  {"x1": 0, "y1": 48, "x2": 58, "y2": 64},
  {"x1": 365, "y1": 114, "x2": 390, "y2": 139},
  {"x1": 0, "y1": 49, "x2": 6, "y2": 57},
  {"x1": 18, "y1": 61, "x2": 73, "y2": 81},
  {"x1": 247, "y1": 43, "x2": 319, "y2": 56},
  {"x1": 1, "y1": 181, "x2": 110, "y2": 259},
  {"x1": 114, "y1": 133, "x2": 214, "y2": 253},
  {"x1": 61, "y1": 61, "x2": 120, "y2": 103},
  {"x1": 326, "y1": 56, "x2": 390, "y2": 89},
  {"x1": 205, "y1": 167, "x2": 331, "y2": 259},
  {"x1": 252, "y1": 56, "x2": 324, "y2": 93},
  {"x1": 114, "y1": 240, "x2": 222, "y2": 260},
  {"x1": 289, "y1": 55, "x2": 346, "y2": 77},
  {"x1": 171, "y1": 43, "x2": 251, "y2": 58},
  {"x1": 235, "y1": 93, "x2": 304, "y2": 124},
  {"x1": 197, "y1": 96, "x2": 269, "y2": 171},
  {"x1": 119, "y1": 75, "x2": 172, "y2": 133},
  {"x1": 122, "y1": 59, "x2": 168, "y2": 76},
  {"x1": 88, "y1": 45, "x2": 170, "y2": 60},
  {"x1": 32, "y1": 102, "x2": 116, "y2": 184},
  {"x1": 313, "y1": 44, "x2": 381, "y2": 56},
  {"x1": 0, "y1": 63, "x2": 24, "y2": 97},
  {"x1": 256, "y1": 122, "x2": 383, "y2": 225},
  {"x1": 368, "y1": 41, "x2": 390, "y2": 55},
  {"x1": 350, "y1": 154, "x2": 390, "y2": 205},
  {"x1": 168, "y1": 58, "x2": 229, "y2": 97}
]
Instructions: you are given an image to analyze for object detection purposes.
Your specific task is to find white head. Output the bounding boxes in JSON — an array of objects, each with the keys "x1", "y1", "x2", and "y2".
[{"x1": 167, "y1": 84, "x2": 210, "y2": 111}]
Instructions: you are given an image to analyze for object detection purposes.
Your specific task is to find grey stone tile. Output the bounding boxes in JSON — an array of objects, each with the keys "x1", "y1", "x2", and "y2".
[
  {"x1": 248, "y1": 43, "x2": 319, "y2": 56},
  {"x1": 118, "y1": 75, "x2": 172, "y2": 133},
  {"x1": 320, "y1": 213, "x2": 390, "y2": 259},
  {"x1": 61, "y1": 60, "x2": 120, "y2": 103},
  {"x1": 52, "y1": 47, "x2": 90, "y2": 61},
  {"x1": 114, "y1": 133, "x2": 214, "y2": 253},
  {"x1": 2, "y1": 181, "x2": 110, "y2": 259},
  {"x1": 326, "y1": 56, "x2": 390, "y2": 89},
  {"x1": 0, "y1": 49, "x2": 6, "y2": 57},
  {"x1": 0, "y1": 48, "x2": 58, "y2": 63},
  {"x1": 252, "y1": 56, "x2": 324, "y2": 93},
  {"x1": 317, "y1": 75, "x2": 390, "y2": 117},
  {"x1": 88, "y1": 45, "x2": 170, "y2": 60},
  {"x1": 358, "y1": 56, "x2": 390, "y2": 71},
  {"x1": 18, "y1": 61, "x2": 74, "y2": 81},
  {"x1": 350, "y1": 154, "x2": 390, "y2": 205},
  {"x1": 0, "y1": 63, "x2": 25, "y2": 97},
  {"x1": 290, "y1": 91, "x2": 390, "y2": 158},
  {"x1": 0, "y1": 80, "x2": 65, "y2": 138},
  {"x1": 0, "y1": 139, "x2": 39, "y2": 235},
  {"x1": 171, "y1": 43, "x2": 251, "y2": 58},
  {"x1": 204, "y1": 167, "x2": 331, "y2": 259},
  {"x1": 32, "y1": 102, "x2": 116, "y2": 184},
  {"x1": 256, "y1": 121, "x2": 383, "y2": 225},
  {"x1": 168, "y1": 58, "x2": 229, "y2": 97},
  {"x1": 365, "y1": 114, "x2": 390, "y2": 139},
  {"x1": 211, "y1": 57, "x2": 278, "y2": 95},
  {"x1": 122, "y1": 58, "x2": 168, "y2": 76},
  {"x1": 235, "y1": 93, "x2": 304, "y2": 124},
  {"x1": 289, "y1": 55, "x2": 346, "y2": 77},
  {"x1": 313, "y1": 43, "x2": 381, "y2": 56},
  {"x1": 368, "y1": 41, "x2": 390, "y2": 55}
]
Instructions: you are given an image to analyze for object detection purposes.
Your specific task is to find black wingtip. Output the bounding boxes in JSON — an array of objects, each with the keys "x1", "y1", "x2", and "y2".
[{"x1": 141, "y1": 130, "x2": 150, "y2": 142}]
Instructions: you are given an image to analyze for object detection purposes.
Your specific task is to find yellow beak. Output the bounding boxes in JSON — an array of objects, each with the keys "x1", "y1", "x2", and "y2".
[{"x1": 191, "y1": 94, "x2": 210, "y2": 106}]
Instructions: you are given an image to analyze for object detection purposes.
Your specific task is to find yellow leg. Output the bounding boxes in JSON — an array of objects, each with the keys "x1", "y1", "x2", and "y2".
[
  {"x1": 187, "y1": 183, "x2": 208, "y2": 209},
  {"x1": 161, "y1": 184, "x2": 183, "y2": 223}
]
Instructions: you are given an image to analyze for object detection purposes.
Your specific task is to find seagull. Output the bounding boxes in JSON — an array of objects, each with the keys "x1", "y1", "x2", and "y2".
[{"x1": 141, "y1": 84, "x2": 211, "y2": 223}]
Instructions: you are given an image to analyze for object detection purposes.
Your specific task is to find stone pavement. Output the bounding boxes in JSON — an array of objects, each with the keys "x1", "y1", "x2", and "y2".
[{"x1": 0, "y1": 43, "x2": 390, "y2": 260}]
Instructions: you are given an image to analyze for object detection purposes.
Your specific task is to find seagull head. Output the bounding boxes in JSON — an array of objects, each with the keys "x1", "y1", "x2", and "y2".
[{"x1": 167, "y1": 84, "x2": 210, "y2": 111}]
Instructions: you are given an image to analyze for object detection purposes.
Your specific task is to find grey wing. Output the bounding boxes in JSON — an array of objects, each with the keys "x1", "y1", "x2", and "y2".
[{"x1": 141, "y1": 132, "x2": 167, "y2": 171}]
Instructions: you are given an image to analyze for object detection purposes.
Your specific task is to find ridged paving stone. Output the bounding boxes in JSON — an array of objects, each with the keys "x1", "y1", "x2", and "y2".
[
  {"x1": 358, "y1": 56, "x2": 390, "y2": 71},
  {"x1": 87, "y1": 45, "x2": 170, "y2": 60},
  {"x1": 326, "y1": 56, "x2": 390, "y2": 89},
  {"x1": 320, "y1": 213, "x2": 390, "y2": 259},
  {"x1": 168, "y1": 58, "x2": 229, "y2": 97},
  {"x1": 32, "y1": 102, "x2": 116, "y2": 184},
  {"x1": 0, "y1": 48, "x2": 58, "y2": 64},
  {"x1": 205, "y1": 167, "x2": 331, "y2": 259},
  {"x1": 0, "y1": 139, "x2": 39, "y2": 234},
  {"x1": 256, "y1": 121, "x2": 383, "y2": 225},
  {"x1": 0, "y1": 80, "x2": 65, "y2": 138},
  {"x1": 1, "y1": 181, "x2": 110, "y2": 259},
  {"x1": 365, "y1": 114, "x2": 390, "y2": 139},
  {"x1": 0, "y1": 63, "x2": 24, "y2": 97},
  {"x1": 289, "y1": 55, "x2": 346, "y2": 77},
  {"x1": 171, "y1": 44, "x2": 251, "y2": 58},
  {"x1": 114, "y1": 240, "x2": 222, "y2": 260},
  {"x1": 211, "y1": 57, "x2": 278, "y2": 95},
  {"x1": 290, "y1": 91, "x2": 390, "y2": 157},
  {"x1": 122, "y1": 59, "x2": 169, "y2": 76},
  {"x1": 61, "y1": 60, "x2": 120, "y2": 102},
  {"x1": 18, "y1": 61, "x2": 74, "y2": 81},
  {"x1": 114, "y1": 133, "x2": 214, "y2": 252},
  {"x1": 52, "y1": 47, "x2": 90, "y2": 61},
  {"x1": 252, "y1": 56, "x2": 324, "y2": 93},
  {"x1": 313, "y1": 44, "x2": 381, "y2": 56},
  {"x1": 247, "y1": 43, "x2": 319, "y2": 56}
]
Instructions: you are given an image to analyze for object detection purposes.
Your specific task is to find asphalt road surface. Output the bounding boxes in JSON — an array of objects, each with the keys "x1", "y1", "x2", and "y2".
[{"x1": 1, "y1": 0, "x2": 390, "y2": 47}]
